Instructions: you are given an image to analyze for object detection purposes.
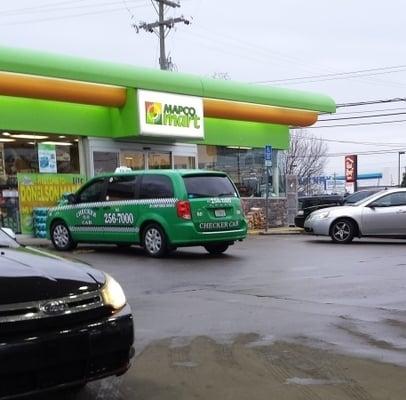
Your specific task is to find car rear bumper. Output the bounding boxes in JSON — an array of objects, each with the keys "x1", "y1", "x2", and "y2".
[
  {"x1": 0, "y1": 305, "x2": 134, "y2": 399},
  {"x1": 169, "y1": 220, "x2": 247, "y2": 245}
]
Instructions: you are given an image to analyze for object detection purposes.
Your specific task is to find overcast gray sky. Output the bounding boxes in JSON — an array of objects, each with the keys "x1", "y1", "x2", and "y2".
[{"x1": 0, "y1": 0, "x2": 405, "y2": 184}]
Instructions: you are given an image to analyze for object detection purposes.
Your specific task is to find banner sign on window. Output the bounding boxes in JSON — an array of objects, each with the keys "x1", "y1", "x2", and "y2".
[
  {"x1": 38, "y1": 143, "x2": 57, "y2": 173},
  {"x1": 17, "y1": 173, "x2": 85, "y2": 234},
  {"x1": 138, "y1": 90, "x2": 204, "y2": 139}
]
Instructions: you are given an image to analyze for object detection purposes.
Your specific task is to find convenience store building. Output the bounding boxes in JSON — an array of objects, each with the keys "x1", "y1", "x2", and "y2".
[{"x1": 0, "y1": 47, "x2": 335, "y2": 233}]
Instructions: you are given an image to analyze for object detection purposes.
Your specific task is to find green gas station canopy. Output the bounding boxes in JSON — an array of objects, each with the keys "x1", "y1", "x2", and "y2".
[{"x1": 0, "y1": 46, "x2": 335, "y2": 149}]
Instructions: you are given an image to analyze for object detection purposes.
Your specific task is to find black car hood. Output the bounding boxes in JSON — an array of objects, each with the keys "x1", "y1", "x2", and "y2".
[{"x1": 0, "y1": 247, "x2": 106, "y2": 305}]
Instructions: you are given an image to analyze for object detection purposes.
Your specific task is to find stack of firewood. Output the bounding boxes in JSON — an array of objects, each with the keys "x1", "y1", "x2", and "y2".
[{"x1": 246, "y1": 207, "x2": 266, "y2": 230}]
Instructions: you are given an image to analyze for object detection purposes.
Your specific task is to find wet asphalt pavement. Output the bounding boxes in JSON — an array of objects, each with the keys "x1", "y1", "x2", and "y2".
[{"x1": 35, "y1": 234, "x2": 406, "y2": 399}]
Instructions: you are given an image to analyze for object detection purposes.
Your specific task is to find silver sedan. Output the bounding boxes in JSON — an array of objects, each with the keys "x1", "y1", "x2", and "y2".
[{"x1": 304, "y1": 188, "x2": 406, "y2": 243}]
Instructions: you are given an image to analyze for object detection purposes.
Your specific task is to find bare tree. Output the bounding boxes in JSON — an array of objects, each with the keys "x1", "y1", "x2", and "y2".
[{"x1": 280, "y1": 129, "x2": 328, "y2": 194}]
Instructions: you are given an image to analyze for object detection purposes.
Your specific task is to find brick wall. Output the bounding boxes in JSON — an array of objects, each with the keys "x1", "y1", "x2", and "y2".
[{"x1": 241, "y1": 197, "x2": 287, "y2": 228}]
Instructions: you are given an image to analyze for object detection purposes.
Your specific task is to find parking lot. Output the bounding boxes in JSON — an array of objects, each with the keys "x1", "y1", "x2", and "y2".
[{"x1": 37, "y1": 234, "x2": 406, "y2": 400}]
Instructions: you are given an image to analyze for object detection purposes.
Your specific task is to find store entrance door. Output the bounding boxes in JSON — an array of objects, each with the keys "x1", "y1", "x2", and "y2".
[
  {"x1": 147, "y1": 151, "x2": 171, "y2": 169},
  {"x1": 119, "y1": 151, "x2": 171, "y2": 170},
  {"x1": 120, "y1": 151, "x2": 145, "y2": 170}
]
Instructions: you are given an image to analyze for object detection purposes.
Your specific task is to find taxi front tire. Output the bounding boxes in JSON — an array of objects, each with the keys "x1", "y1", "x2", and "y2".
[
  {"x1": 142, "y1": 223, "x2": 168, "y2": 257},
  {"x1": 51, "y1": 221, "x2": 77, "y2": 251}
]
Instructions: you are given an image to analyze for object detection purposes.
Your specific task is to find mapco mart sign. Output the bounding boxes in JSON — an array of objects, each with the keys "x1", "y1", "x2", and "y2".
[{"x1": 137, "y1": 90, "x2": 204, "y2": 139}]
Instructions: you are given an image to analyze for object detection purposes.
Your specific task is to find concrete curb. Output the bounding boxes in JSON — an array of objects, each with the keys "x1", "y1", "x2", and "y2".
[
  {"x1": 16, "y1": 235, "x2": 51, "y2": 247},
  {"x1": 250, "y1": 228, "x2": 304, "y2": 236}
]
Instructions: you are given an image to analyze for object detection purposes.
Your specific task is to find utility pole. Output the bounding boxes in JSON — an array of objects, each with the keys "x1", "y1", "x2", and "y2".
[
  {"x1": 398, "y1": 151, "x2": 405, "y2": 186},
  {"x1": 135, "y1": 1, "x2": 190, "y2": 70}
]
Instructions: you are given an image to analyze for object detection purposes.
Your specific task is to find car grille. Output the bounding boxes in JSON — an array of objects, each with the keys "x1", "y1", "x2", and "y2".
[
  {"x1": 0, "y1": 290, "x2": 112, "y2": 338},
  {"x1": 0, "y1": 290, "x2": 103, "y2": 323}
]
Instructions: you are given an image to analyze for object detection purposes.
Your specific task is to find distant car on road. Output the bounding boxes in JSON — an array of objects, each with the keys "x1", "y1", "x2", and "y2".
[
  {"x1": 294, "y1": 195, "x2": 344, "y2": 228},
  {"x1": 304, "y1": 188, "x2": 406, "y2": 243}
]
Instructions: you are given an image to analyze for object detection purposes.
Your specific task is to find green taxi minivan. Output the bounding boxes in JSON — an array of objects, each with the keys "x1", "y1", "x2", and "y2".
[{"x1": 47, "y1": 169, "x2": 247, "y2": 257}]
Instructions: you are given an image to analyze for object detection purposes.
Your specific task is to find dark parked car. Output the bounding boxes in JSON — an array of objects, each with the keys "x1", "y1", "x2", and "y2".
[
  {"x1": 294, "y1": 195, "x2": 344, "y2": 228},
  {"x1": 0, "y1": 228, "x2": 134, "y2": 399},
  {"x1": 343, "y1": 188, "x2": 382, "y2": 204}
]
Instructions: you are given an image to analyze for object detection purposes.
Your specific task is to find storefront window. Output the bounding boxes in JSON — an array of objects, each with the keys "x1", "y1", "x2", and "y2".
[
  {"x1": 148, "y1": 152, "x2": 171, "y2": 169},
  {"x1": 0, "y1": 133, "x2": 81, "y2": 233},
  {"x1": 174, "y1": 155, "x2": 195, "y2": 169},
  {"x1": 197, "y1": 145, "x2": 276, "y2": 197},
  {"x1": 93, "y1": 151, "x2": 119, "y2": 175}
]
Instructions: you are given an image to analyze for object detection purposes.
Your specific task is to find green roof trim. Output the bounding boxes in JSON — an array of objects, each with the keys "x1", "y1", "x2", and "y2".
[{"x1": 0, "y1": 46, "x2": 335, "y2": 113}]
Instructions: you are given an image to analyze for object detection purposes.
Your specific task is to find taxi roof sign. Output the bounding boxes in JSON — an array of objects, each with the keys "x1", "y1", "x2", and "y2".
[{"x1": 114, "y1": 166, "x2": 132, "y2": 173}]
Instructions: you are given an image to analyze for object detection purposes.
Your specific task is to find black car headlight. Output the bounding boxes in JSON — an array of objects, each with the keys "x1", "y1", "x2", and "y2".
[{"x1": 101, "y1": 274, "x2": 127, "y2": 311}]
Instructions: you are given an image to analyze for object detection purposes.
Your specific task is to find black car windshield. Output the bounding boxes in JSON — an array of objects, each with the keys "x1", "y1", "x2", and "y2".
[
  {"x1": 352, "y1": 191, "x2": 384, "y2": 206},
  {"x1": 344, "y1": 190, "x2": 380, "y2": 205},
  {"x1": 0, "y1": 229, "x2": 19, "y2": 248},
  {"x1": 183, "y1": 175, "x2": 238, "y2": 198}
]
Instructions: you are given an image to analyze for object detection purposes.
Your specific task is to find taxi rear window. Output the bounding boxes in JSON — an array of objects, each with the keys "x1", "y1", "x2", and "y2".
[{"x1": 183, "y1": 175, "x2": 238, "y2": 198}]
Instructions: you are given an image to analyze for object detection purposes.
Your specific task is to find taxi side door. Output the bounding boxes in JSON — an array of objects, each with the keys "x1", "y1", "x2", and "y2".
[
  {"x1": 101, "y1": 175, "x2": 140, "y2": 243},
  {"x1": 70, "y1": 177, "x2": 107, "y2": 242}
]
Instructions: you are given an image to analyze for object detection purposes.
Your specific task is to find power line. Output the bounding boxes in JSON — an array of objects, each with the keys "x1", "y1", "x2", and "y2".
[
  {"x1": 307, "y1": 119, "x2": 406, "y2": 129},
  {"x1": 189, "y1": 27, "x2": 405, "y2": 90},
  {"x1": 329, "y1": 106, "x2": 406, "y2": 116},
  {"x1": 318, "y1": 111, "x2": 406, "y2": 123},
  {"x1": 252, "y1": 64, "x2": 406, "y2": 85},
  {"x1": 0, "y1": 2, "x2": 149, "y2": 25},
  {"x1": 325, "y1": 149, "x2": 406, "y2": 157},
  {"x1": 0, "y1": 0, "x2": 148, "y2": 17},
  {"x1": 193, "y1": 25, "x2": 406, "y2": 90},
  {"x1": 288, "y1": 137, "x2": 406, "y2": 157},
  {"x1": 290, "y1": 133, "x2": 406, "y2": 147},
  {"x1": 336, "y1": 98, "x2": 406, "y2": 108},
  {"x1": 284, "y1": 149, "x2": 406, "y2": 158},
  {"x1": 184, "y1": 30, "x2": 279, "y2": 69},
  {"x1": 0, "y1": 0, "x2": 87, "y2": 15}
]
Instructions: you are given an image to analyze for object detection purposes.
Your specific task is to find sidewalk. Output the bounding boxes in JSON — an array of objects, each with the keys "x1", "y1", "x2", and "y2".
[
  {"x1": 16, "y1": 235, "x2": 50, "y2": 247},
  {"x1": 16, "y1": 227, "x2": 303, "y2": 247}
]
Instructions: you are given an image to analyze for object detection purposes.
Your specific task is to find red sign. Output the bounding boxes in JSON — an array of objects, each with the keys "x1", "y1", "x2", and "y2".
[{"x1": 345, "y1": 155, "x2": 357, "y2": 183}]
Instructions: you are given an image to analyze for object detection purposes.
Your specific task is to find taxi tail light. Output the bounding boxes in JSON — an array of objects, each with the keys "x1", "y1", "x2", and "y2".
[{"x1": 177, "y1": 200, "x2": 192, "y2": 220}]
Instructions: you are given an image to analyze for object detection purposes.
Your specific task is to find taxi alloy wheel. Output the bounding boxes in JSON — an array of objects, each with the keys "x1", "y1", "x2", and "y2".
[
  {"x1": 330, "y1": 218, "x2": 355, "y2": 244},
  {"x1": 51, "y1": 222, "x2": 77, "y2": 251},
  {"x1": 143, "y1": 224, "x2": 168, "y2": 257}
]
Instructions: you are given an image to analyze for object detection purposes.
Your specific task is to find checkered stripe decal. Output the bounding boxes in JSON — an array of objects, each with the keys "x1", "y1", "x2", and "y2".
[
  {"x1": 70, "y1": 226, "x2": 140, "y2": 233},
  {"x1": 50, "y1": 198, "x2": 178, "y2": 212}
]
